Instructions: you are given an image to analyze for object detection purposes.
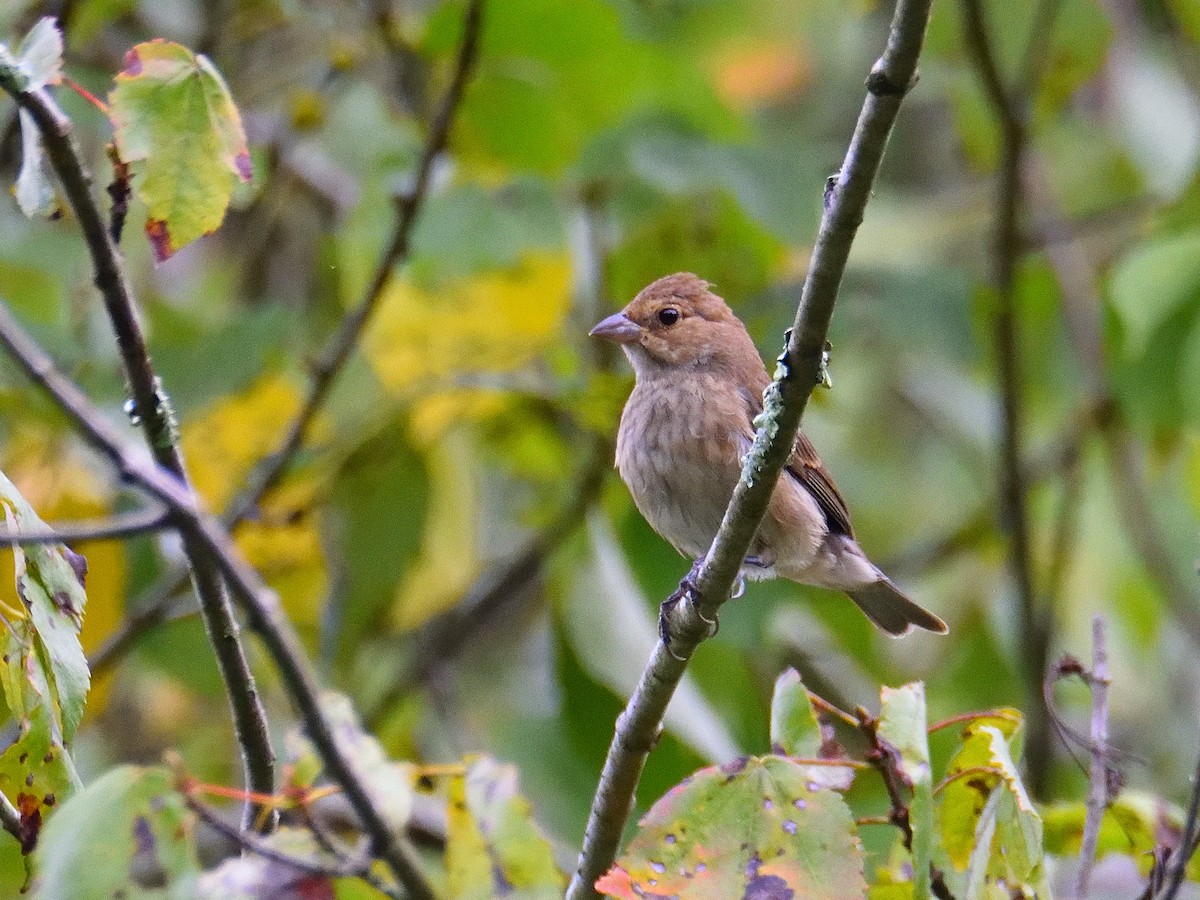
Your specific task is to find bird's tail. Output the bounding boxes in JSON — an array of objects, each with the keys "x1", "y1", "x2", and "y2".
[{"x1": 846, "y1": 578, "x2": 948, "y2": 637}]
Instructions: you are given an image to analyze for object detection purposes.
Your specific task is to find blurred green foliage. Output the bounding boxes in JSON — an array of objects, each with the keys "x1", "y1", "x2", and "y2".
[{"x1": 0, "y1": 0, "x2": 1198, "y2": 895}]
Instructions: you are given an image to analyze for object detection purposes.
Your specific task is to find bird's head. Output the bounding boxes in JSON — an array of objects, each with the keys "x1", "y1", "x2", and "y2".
[{"x1": 589, "y1": 273, "x2": 759, "y2": 379}]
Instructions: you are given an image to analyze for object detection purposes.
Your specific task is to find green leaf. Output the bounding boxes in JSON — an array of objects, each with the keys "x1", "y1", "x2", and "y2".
[
  {"x1": 937, "y1": 723, "x2": 1042, "y2": 886},
  {"x1": 0, "y1": 704, "x2": 75, "y2": 855},
  {"x1": 446, "y1": 755, "x2": 565, "y2": 899},
  {"x1": 0, "y1": 471, "x2": 89, "y2": 744},
  {"x1": 34, "y1": 766, "x2": 200, "y2": 899},
  {"x1": 769, "y1": 668, "x2": 821, "y2": 757},
  {"x1": 597, "y1": 756, "x2": 866, "y2": 899},
  {"x1": 108, "y1": 40, "x2": 251, "y2": 261},
  {"x1": 1033, "y1": 0, "x2": 1111, "y2": 119},
  {"x1": 325, "y1": 420, "x2": 429, "y2": 660},
  {"x1": 878, "y1": 683, "x2": 933, "y2": 900},
  {"x1": 1109, "y1": 229, "x2": 1200, "y2": 358}
]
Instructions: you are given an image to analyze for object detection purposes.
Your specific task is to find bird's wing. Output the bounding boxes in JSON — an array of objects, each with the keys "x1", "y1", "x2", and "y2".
[{"x1": 737, "y1": 385, "x2": 855, "y2": 539}]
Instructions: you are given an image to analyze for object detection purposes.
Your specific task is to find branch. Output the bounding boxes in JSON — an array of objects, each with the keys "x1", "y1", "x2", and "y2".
[
  {"x1": 1023, "y1": 155, "x2": 1200, "y2": 650},
  {"x1": 0, "y1": 72, "x2": 275, "y2": 828},
  {"x1": 565, "y1": 1, "x2": 935, "y2": 893},
  {"x1": 1075, "y1": 615, "x2": 1111, "y2": 899},
  {"x1": 0, "y1": 506, "x2": 170, "y2": 546},
  {"x1": 84, "y1": 0, "x2": 486, "y2": 672},
  {"x1": 222, "y1": 0, "x2": 484, "y2": 529},
  {"x1": 0, "y1": 303, "x2": 436, "y2": 900},
  {"x1": 959, "y1": 0, "x2": 1054, "y2": 799}
]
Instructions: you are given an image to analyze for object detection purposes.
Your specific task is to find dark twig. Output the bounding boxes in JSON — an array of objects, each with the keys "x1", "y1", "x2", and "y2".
[
  {"x1": 857, "y1": 709, "x2": 955, "y2": 899},
  {"x1": 0, "y1": 72, "x2": 276, "y2": 828},
  {"x1": 223, "y1": 0, "x2": 484, "y2": 530},
  {"x1": 184, "y1": 794, "x2": 398, "y2": 898},
  {"x1": 0, "y1": 505, "x2": 170, "y2": 546},
  {"x1": 1023, "y1": 154, "x2": 1200, "y2": 650},
  {"x1": 0, "y1": 303, "x2": 436, "y2": 899},
  {"x1": 1159, "y1": 749, "x2": 1200, "y2": 899},
  {"x1": 0, "y1": 790, "x2": 20, "y2": 847},
  {"x1": 959, "y1": 0, "x2": 1053, "y2": 799},
  {"x1": 87, "y1": 0, "x2": 486, "y2": 673},
  {"x1": 566, "y1": 1, "x2": 935, "y2": 893}
]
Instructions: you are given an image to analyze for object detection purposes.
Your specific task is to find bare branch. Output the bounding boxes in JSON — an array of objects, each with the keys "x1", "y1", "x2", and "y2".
[
  {"x1": 1076, "y1": 615, "x2": 1111, "y2": 898},
  {"x1": 959, "y1": 0, "x2": 1054, "y2": 799},
  {"x1": 0, "y1": 506, "x2": 170, "y2": 546},
  {"x1": 223, "y1": 0, "x2": 485, "y2": 529},
  {"x1": 565, "y1": 0, "x2": 935, "y2": 893},
  {"x1": 0, "y1": 303, "x2": 437, "y2": 900}
]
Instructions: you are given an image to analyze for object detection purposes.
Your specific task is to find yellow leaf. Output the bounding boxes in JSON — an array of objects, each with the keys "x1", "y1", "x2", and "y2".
[
  {"x1": 180, "y1": 375, "x2": 328, "y2": 628},
  {"x1": 181, "y1": 374, "x2": 305, "y2": 509},
  {"x1": 364, "y1": 254, "x2": 572, "y2": 394},
  {"x1": 392, "y1": 431, "x2": 478, "y2": 630},
  {"x1": 0, "y1": 430, "x2": 124, "y2": 711}
]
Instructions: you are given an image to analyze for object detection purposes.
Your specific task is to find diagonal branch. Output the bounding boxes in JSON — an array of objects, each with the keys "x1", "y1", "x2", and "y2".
[
  {"x1": 86, "y1": 0, "x2": 486, "y2": 673},
  {"x1": 565, "y1": 1, "x2": 935, "y2": 894},
  {"x1": 0, "y1": 66, "x2": 275, "y2": 829},
  {"x1": 223, "y1": 0, "x2": 484, "y2": 529},
  {"x1": 0, "y1": 308, "x2": 437, "y2": 897}
]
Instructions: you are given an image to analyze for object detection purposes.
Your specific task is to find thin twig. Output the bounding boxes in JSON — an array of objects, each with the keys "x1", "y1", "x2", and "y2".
[
  {"x1": 0, "y1": 71, "x2": 276, "y2": 829},
  {"x1": 184, "y1": 795, "x2": 395, "y2": 896},
  {"x1": 0, "y1": 506, "x2": 170, "y2": 546},
  {"x1": 222, "y1": 0, "x2": 484, "y2": 530},
  {"x1": 84, "y1": 0, "x2": 486, "y2": 673},
  {"x1": 1076, "y1": 615, "x2": 1111, "y2": 899},
  {"x1": 1023, "y1": 154, "x2": 1200, "y2": 649},
  {"x1": 857, "y1": 708, "x2": 955, "y2": 899},
  {"x1": 565, "y1": 1, "x2": 935, "y2": 893},
  {"x1": 1159, "y1": 749, "x2": 1200, "y2": 899},
  {"x1": 0, "y1": 303, "x2": 437, "y2": 900},
  {"x1": 959, "y1": 0, "x2": 1053, "y2": 799}
]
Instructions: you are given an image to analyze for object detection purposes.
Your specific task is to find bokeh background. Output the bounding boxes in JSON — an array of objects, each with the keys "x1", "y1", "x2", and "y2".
[{"x1": 1, "y1": 0, "x2": 1199, "y2": 891}]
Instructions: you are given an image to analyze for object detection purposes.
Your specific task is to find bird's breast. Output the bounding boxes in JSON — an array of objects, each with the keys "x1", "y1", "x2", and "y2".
[{"x1": 615, "y1": 375, "x2": 745, "y2": 559}]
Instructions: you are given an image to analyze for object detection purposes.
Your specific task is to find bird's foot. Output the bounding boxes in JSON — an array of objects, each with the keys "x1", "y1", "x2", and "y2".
[{"x1": 659, "y1": 559, "x2": 719, "y2": 659}]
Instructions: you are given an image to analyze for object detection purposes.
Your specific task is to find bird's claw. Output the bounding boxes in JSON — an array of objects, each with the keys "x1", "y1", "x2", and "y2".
[{"x1": 659, "y1": 560, "x2": 719, "y2": 657}]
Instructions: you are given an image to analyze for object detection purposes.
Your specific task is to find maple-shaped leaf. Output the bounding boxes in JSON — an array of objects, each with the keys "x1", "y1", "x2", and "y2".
[{"x1": 107, "y1": 40, "x2": 251, "y2": 261}]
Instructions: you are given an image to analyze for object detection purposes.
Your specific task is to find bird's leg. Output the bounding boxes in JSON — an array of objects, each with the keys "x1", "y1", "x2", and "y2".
[{"x1": 659, "y1": 557, "x2": 719, "y2": 657}]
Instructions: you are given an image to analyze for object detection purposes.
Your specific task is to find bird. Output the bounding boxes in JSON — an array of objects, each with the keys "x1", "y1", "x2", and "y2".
[{"x1": 589, "y1": 272, "x2": 947, "y2": 637}]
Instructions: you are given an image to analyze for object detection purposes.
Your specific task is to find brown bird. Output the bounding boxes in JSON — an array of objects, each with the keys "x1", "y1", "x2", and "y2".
[{"x1": 590, "y1": 273, "x2": 947, "y2": 637}]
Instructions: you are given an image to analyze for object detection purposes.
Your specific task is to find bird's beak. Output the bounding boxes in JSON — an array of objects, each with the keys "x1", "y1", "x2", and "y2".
[{"x1": 589, "y1": 312, "x2": 641, "y2": 344}]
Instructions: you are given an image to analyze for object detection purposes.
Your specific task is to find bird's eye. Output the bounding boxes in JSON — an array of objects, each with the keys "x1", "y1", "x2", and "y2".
[{"x1": 657, "y1": 307, "x2": 680, "y2": 327}]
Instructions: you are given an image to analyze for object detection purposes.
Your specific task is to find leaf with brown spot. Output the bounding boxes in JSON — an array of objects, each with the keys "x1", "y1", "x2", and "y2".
[
  {"x1": 0, "y1": 471, "x2": 90, "y2": 744},
  {"x1": 108, "y1": 40, "x2": 252, "y2": 260},
  {"x1": 596, "y1": 756, "x2": 865, "y2": 899},
  {"x1": 446, "y1": 755, "x2": 564, "y2": 899}
]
